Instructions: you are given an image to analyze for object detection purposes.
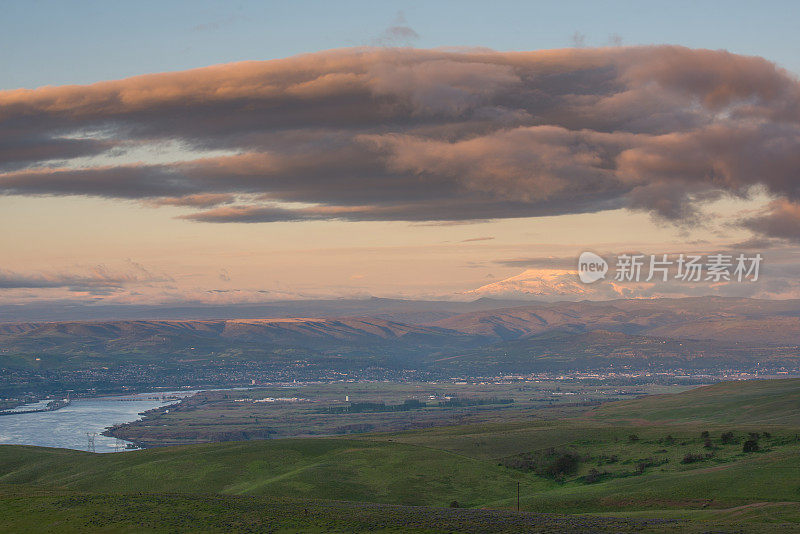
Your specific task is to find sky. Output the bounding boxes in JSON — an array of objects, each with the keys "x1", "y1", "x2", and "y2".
[{"x1": 2, "y1": 0, "x2": 800, "y2": 312}]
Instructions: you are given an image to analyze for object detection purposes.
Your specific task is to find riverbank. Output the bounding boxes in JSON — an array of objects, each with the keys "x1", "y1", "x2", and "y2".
[
  {"x1": 0, "y1": 391, "x2": 194, "y2": 452},
  {"x1": 0, "y1": 398, "x2": 71, "y2": 416}
]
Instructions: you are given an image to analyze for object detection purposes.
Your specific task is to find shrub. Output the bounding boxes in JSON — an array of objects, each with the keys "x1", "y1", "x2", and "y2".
[
  {"x1": 449, "y1": 500, "x2": 460, "y2": 508},
  {"x1": 721, "y1": 431, "x2": 736, "y2": 444},
  {"x1": 628, "y1": 434, "x2": 640, "y2": 443},
  {"x1": 583, "y1": 468, "x2": 609, "y2": 484},
  {"x1": 700, "y1": 430, "x2": 710, "y2": 439},
  {"x1": 596, "y1": 454, "x2": 619, "y2": 465},
  {"x1": 500, "y1": 448, "x2": 582, "y2": 479},
  {"x1": 633, "y1": 457, "x2": 665, "y2": 474},
  {"x1": 743, "y1": 440, "x2": 760, "y2": 453},
  {"x1": 681, "y1": 453, "x2": 705, "y2": 464},
  {"x1": 546, "y1": 452, "x2": 581, "y2": 478}
]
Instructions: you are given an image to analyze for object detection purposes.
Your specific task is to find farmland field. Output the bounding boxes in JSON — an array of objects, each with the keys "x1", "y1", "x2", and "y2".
[{"x1": 104, "y1": 380, "x2": 687, "y2": 447}]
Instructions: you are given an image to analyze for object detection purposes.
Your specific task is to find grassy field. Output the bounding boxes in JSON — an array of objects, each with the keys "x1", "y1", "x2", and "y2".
[
  {"x1": 1, "y1": 379, "x2": 800, "y2": 532},
  {"x1": 105, "y1": 380, "x2": 685, "y2": 447},
  {"x1": 587, "y1": 378, "x2": 800, "y2": 425},
  {"x1": 0, "y1": 484, "x2": 696, "y2": 533},
  {"x1": 0, "y1": 439, "x2": 544, "y2": 506}
]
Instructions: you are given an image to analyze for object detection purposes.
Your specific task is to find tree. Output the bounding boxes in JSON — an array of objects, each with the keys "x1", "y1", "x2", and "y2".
[
  {"x1": 743, "y1": 439, "x2": 760, "y2": 453},
  {"x1": 547, "y1": 452, "x2": 581, "y2": 477}
]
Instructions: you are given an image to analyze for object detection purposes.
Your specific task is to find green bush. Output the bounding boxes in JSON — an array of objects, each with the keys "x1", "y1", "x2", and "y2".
[
  {"x1": 500, "y1": 448, "x2": 582, "y2": 479},
  {"x1": 743, "y1": 440, "x2": 760, "y2": 453},
  {"x1": 681, "y1": 453, "x2": 706, "y2": 464},
  {"x1": 583, "y1": 468, "x2": 610, "y2": 484}
]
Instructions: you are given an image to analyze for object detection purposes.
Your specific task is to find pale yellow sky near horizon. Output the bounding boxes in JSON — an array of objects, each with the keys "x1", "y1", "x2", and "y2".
[{"x1": 0, "y1": 191, "x2": 769, "y2": 305}]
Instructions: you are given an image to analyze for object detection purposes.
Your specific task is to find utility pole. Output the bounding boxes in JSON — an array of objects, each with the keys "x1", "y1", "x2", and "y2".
[{"x1": 516, "y1": 481, "x2": 520, "y2": 512}]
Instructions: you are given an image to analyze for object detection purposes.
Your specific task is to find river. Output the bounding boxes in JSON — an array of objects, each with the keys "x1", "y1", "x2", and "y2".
[{"x1": 0, "y1": 391, "x2": 195, "y2": 452}]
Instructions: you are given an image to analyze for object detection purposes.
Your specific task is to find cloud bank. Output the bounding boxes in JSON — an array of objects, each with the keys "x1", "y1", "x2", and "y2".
[
  {"x1": 0, "y1": 262, "x2": 171, "y2": 295},
  {"x1": 2, "y1": 46, "x2": 800, "y2": 238}
]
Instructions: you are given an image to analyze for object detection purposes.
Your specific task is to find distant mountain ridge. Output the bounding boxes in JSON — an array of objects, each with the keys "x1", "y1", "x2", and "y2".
[
  {"x1": 0, "y1": 297, "x2": 536, "y2": 323},
  {"x1": 428, "y1": 297, "x2": 800, "y2": 344},
  {"x1": 3, "y1": 296, "x2": 800, "y2": 347},
  {"x1": 1, "y1": 297, "x2": 798, "y2": 373},
  {"x1": 0, "y1": 317, "x2": 479, "y2": 354}
]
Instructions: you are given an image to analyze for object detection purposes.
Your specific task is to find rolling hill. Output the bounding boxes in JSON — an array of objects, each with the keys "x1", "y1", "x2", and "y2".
[
  {"x1": 588, "y1": 378, "x2": 800, "y2": 425},
  {"x1": 429, "y1": 297, "x2": 800, "y2": 343},
  {"x1": 0, "y1": 316, "x2": 436, "y2": 366},
  {"x1": 1, "y1": 297, "x2": 799, "y2": 377},
  {"x1": 0, "y1": 317, "x2": 471, "y2": 349},
  {"x1": 2, "y1": 379, "x2": 800, "y2": 532}
]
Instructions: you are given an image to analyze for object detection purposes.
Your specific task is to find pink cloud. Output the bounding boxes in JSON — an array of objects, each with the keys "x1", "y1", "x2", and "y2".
[{"x1": 0, "y1": 45, "x2": 798, "y2": 239}]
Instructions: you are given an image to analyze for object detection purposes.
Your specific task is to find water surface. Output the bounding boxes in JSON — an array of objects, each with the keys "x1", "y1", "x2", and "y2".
[{"x1": 0, "y1": 391, "x2": 194, "y2": 452}]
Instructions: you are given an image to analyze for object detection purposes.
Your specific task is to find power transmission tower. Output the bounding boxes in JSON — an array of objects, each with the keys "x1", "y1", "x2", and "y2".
[{"x1": 86, "y1": 432, "x2": 96, "y2": 453}]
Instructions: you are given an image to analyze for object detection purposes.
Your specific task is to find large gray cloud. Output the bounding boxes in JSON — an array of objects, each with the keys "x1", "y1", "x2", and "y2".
[
  {"x1": 744, "y1": 200, "x2": 800, "y2": 242},
  {"x1": 1, "y1": 46, "x2": 799, "y2": 234}
]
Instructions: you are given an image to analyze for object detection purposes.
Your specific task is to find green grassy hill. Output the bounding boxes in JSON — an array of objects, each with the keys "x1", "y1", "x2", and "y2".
[
  {"x1": 0, "y1": 439, "x2": 544, "y2": 507},
  {"x1": 2, "y1": 378, "x2": 800, "y2": 532},
  {"x1": 0, "y1": 484, "x2": 691, "y2": 534},
  {"x1": 588, "y1": 378, "x2": 800, "y2": 425}
]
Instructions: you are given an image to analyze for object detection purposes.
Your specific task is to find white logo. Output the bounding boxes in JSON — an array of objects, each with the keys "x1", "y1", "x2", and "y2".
[{"x1": 578, "y1": 252, "x2": 608, "y2": 284}]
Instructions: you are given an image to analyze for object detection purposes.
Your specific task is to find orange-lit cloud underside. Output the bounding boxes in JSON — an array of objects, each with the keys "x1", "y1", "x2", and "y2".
[{"x1": 1, "y1": 46, "x2": 799, "y2": 239}]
